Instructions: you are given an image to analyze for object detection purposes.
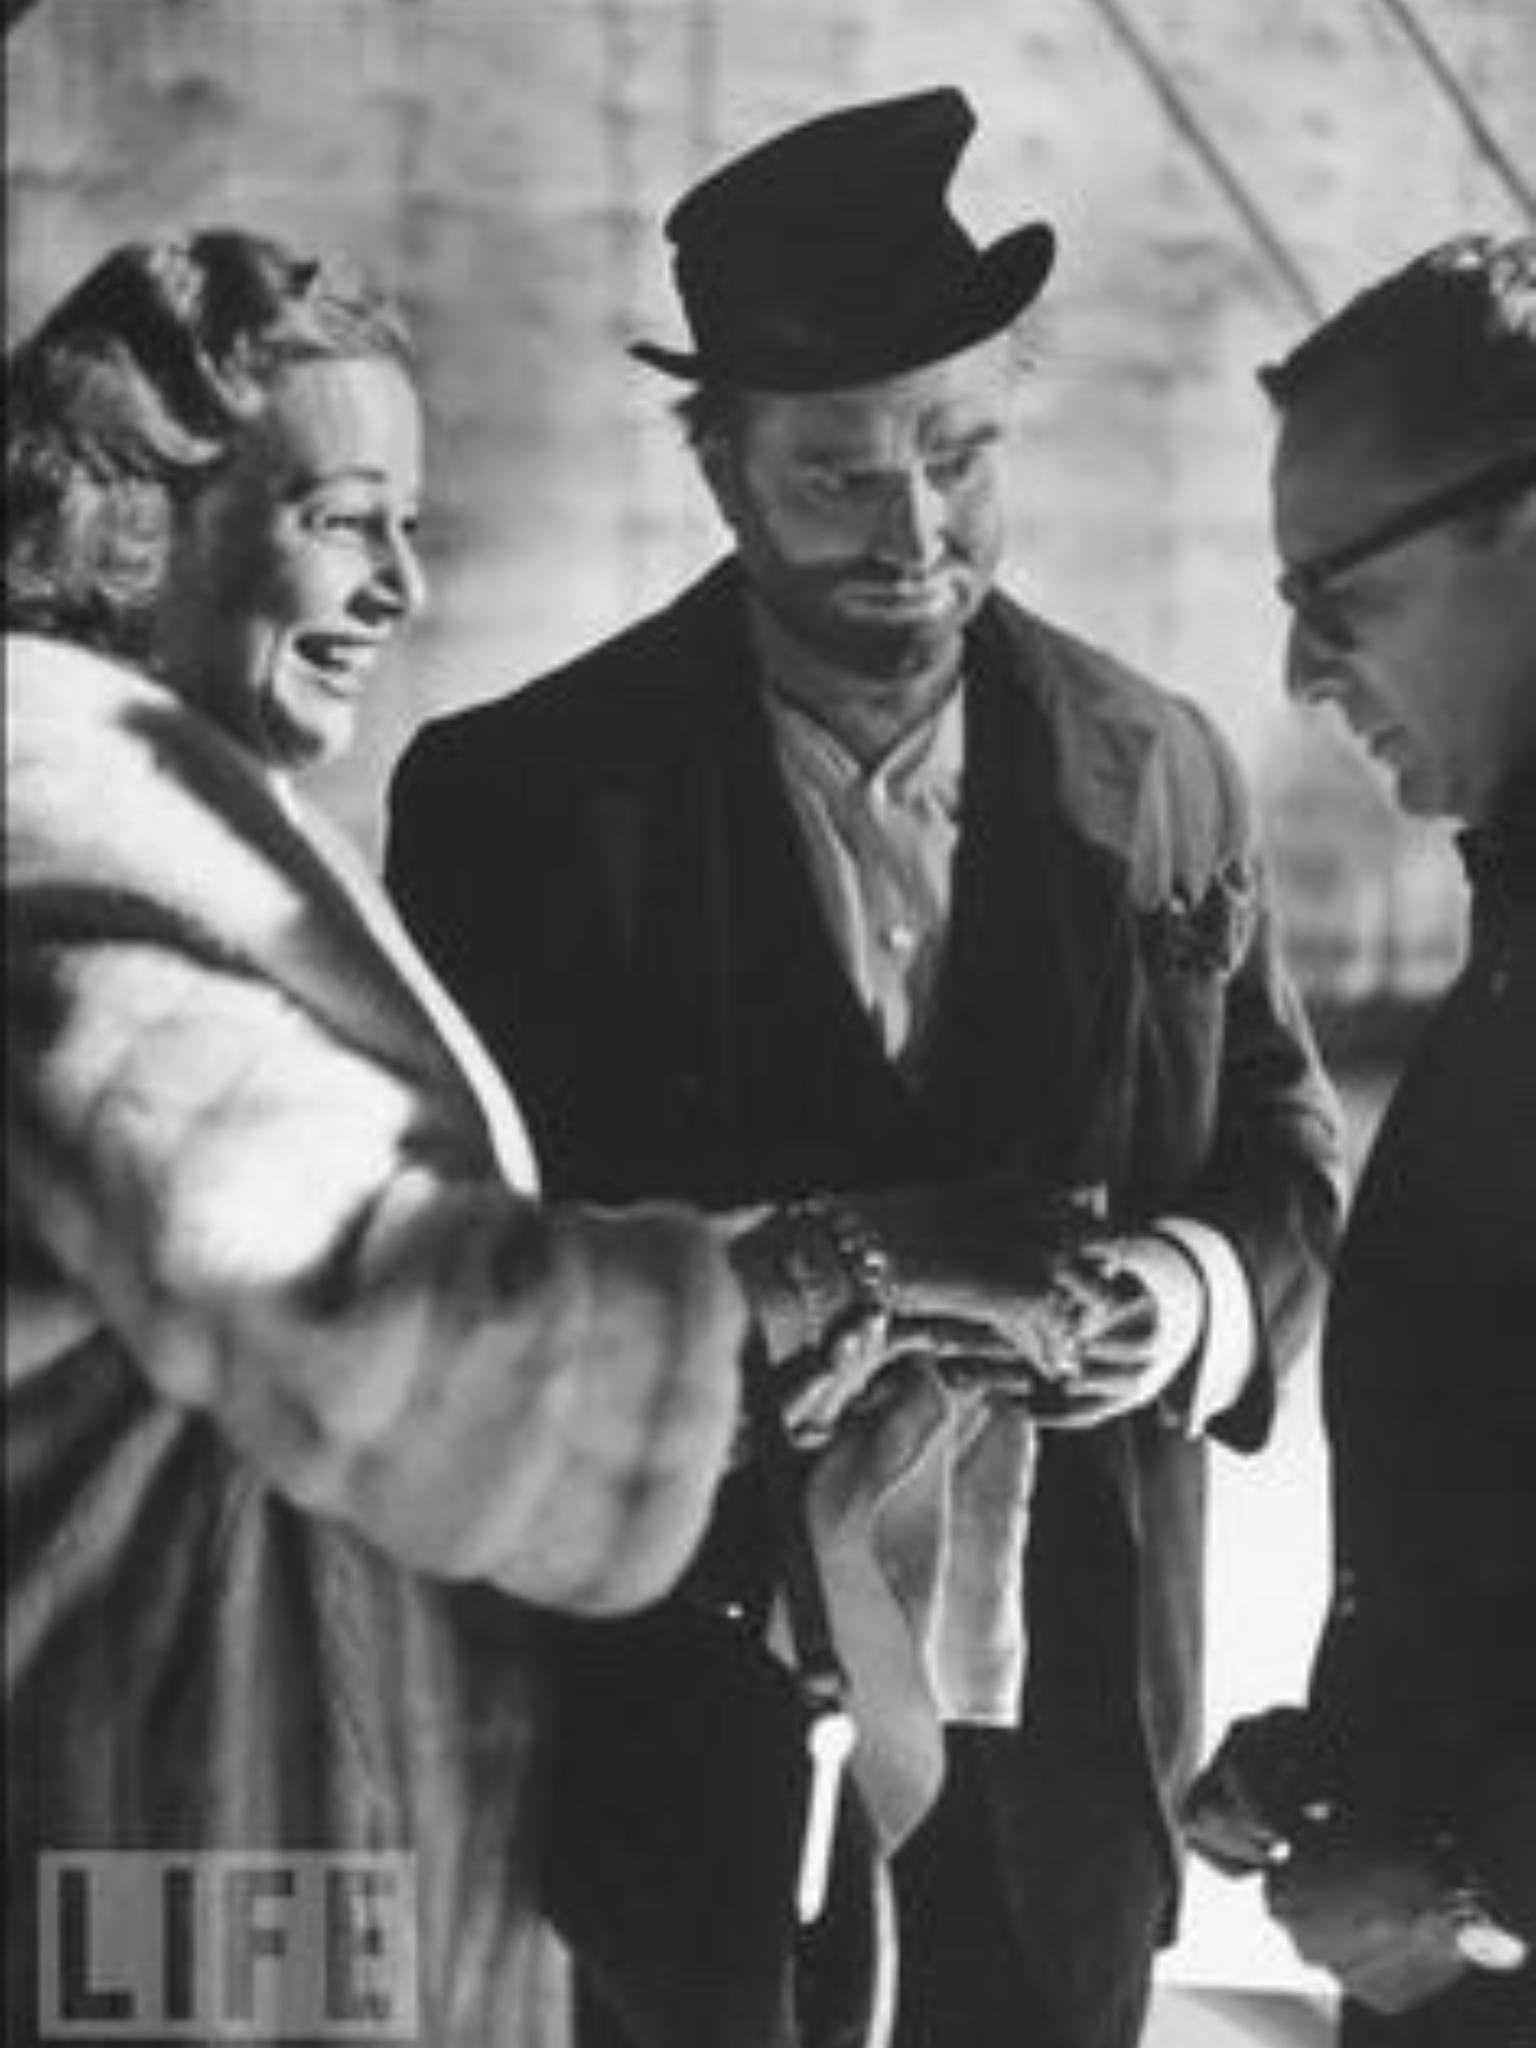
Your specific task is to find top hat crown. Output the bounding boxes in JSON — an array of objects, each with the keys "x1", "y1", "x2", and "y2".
[{"x1": 630, "y1": 87, "x2": 1056, "y2": 392}]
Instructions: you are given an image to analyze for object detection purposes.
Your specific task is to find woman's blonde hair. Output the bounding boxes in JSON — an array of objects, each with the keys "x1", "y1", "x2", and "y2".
[{"x1": 5, "y1": 228, "x2": 412, "y2": 660}]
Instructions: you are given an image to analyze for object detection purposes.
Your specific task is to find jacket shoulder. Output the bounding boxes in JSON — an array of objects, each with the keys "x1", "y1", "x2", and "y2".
[
  {"x1": 397, "y1": 561, "x2": 741, "y2": 791},
  {"x1": 982, "y1": 593, "x2": 1254, "y2": 884},
  {"x1": 986, "y1": 592, "x2": 1233, "y2": 765}
]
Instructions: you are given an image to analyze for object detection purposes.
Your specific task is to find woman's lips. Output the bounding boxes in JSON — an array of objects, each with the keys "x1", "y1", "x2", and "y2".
[{"x1": 291, "y1": 632, "x2": 383, "y2": 693}]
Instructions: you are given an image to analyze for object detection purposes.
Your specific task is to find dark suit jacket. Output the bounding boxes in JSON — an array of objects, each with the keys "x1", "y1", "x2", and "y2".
[
  {"x1": 1309, "y1": 784, "x2": 1536, "y2": 2037},
  {"x1": 388, "y1": 561, "x2": 1343, "y2": 2032}
]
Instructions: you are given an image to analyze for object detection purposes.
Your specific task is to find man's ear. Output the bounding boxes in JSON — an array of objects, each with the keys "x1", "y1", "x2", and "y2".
[
  {"x1": 1505, "y1": 481, "x2": 1536, "y2": 545},
  {"x1": 697, "y1": 433, "x2": 743, "y2": 531}
]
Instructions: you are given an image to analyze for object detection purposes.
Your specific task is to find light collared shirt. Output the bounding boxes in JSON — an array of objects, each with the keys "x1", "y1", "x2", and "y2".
[
  {"x1": 760, "y1": 674, "x2": 1255, "y2": 1431},
  {"x1": 764, "y1": 681, "x2": 963, "y2": 1076}
]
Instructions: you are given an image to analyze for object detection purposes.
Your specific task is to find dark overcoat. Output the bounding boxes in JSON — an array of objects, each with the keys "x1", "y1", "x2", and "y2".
[{"x1": 388, "y1": 561, "x2": 1343, "y2": 2045}]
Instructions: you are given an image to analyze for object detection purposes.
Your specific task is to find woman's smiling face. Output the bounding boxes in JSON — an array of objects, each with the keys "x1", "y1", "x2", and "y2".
[{"x1": 154, "y1": 354, "x2": 427, "y2": 770}]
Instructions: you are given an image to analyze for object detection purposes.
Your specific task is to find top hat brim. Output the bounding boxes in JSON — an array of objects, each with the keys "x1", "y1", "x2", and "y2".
[{"x1": 629, "y1": 221, "x2": 1055, "y2": 391}]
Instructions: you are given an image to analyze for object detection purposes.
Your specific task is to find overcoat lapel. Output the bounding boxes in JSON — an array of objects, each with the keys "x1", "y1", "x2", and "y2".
[
  {"x1": 919, "y1": 639, "x2": 1139, "y2": 1191},
  {"x1": 660, "y1": 658, "x2": 934, "y2": 1197}
]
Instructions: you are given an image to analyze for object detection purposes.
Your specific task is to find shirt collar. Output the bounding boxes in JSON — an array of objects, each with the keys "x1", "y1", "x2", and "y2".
[{"x1": 762, "y1": 676, "x2": 965, "y2": 816}]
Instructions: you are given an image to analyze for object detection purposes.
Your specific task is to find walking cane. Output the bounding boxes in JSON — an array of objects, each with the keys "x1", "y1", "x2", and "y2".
[{"x1": 741, "y1": 1328, "x2": 857, "y2": 1926}]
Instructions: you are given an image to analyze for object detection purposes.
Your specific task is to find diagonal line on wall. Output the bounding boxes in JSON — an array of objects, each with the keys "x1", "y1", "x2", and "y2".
[
  {"x1": 1368, "y1": 0, "x2": 1536, "y2": 223},
  {"x1": 1079, "y1": 0, "x2": 1325, "y2": 321}
]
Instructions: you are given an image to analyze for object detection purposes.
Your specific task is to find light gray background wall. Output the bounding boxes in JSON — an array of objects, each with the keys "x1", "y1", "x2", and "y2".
[{"x1": 9, "y1": 0, "x2": 1532, "y2": 992}]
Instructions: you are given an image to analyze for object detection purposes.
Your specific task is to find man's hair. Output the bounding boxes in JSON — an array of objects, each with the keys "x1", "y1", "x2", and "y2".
[
  {"x1": 5, "y1": 229, "x2": 412, "y2": 661},
  {"x1": 673, "y1": 381, "x2": 752, "y2": 453},
  {"x1": 1259, "y1": 232, "x2": 1536, "y2": 452}
]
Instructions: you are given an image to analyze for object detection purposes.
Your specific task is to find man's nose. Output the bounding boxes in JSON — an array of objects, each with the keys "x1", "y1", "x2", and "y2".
[
  {"x1": 874, "y1": 469, "x2": 945, "y2": 569},
  {"x1": 1284, "y1": 616, "x2": 1342, "y2": 707}
]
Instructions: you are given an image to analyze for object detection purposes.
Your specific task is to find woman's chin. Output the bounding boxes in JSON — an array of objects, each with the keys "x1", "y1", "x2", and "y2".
[{"x1": 260, "y1": 692, "x2": 358, "y2": 773}]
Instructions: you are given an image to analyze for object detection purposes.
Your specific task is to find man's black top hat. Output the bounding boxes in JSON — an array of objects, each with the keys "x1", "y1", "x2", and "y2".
[{"x1": 630, "y1": 87, "x2": 1056, "y2": 392}]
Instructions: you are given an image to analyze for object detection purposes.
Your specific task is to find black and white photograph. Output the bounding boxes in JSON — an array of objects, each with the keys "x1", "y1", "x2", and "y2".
[{"x1": 6, "y1": 5, "x2": 1534, "y2": 2045}]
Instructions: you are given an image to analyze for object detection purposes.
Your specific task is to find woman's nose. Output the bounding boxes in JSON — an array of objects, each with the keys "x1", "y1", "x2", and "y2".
[{"x1": 369, "y1": 526, "x2": 428, "y2": 625}]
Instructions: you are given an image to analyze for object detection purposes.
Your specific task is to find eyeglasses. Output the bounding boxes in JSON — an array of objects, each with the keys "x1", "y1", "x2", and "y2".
[{"x1": 1277, "y1": 446, "x2": 1536, "y2": 649}]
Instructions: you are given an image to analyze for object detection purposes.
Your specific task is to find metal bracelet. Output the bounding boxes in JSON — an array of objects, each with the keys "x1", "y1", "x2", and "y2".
[
  {"x1": 809, "y1": 1196, "x2": 897, "y2": 1317},
  {"x1": 778, "y1": 1194, "x2": 896, "y2": 1349}
]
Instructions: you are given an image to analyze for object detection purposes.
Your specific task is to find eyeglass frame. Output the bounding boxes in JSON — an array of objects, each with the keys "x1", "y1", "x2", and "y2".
[{"x1": 1276, "y1": 445, "x2": 1536, "y2": 645}]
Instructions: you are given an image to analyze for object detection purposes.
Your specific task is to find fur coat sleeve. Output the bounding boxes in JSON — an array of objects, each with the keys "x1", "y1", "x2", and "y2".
[{"x1": 5, "y1": 634, "x2": 744, "y2": 1614}]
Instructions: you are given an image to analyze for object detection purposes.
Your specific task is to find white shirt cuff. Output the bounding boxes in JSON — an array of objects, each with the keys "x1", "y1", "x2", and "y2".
[{"x1": 1152, "y1": 1216, "x2": 1258, "y2": 1435}]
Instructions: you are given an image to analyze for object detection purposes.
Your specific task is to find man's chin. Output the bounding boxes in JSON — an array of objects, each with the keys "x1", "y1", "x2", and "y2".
[
  {"x1": 1382, "y1": 753, "x2": 1452, "y2": 822},
  {"x1": 825, "y1": 609, "x2": 964, "y2": 678}
]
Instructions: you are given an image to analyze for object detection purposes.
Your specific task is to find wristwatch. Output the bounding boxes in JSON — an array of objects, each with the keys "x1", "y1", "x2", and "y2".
[
  {"x1": 1435, "y1": 1831, "x2": 1531, "y2": 1974},
  {"x1": 1447, "y1": 1894, "x2": 1530, "y2": 1973}
]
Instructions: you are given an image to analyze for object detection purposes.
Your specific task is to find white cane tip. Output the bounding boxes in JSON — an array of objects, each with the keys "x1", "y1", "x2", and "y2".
[{"x1": 808, "y1": 1711, "x2": 856, "y2": 1766}]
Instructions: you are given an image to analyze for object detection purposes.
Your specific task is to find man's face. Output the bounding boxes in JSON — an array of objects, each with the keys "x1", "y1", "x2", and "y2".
[
  {"x1": 1273, "y1": 383, "x2": 1536, "y2": 824},
  {"x1": 156, "y1": 355, "x2": 427, "y2": 770},
  {"x1": 703, "y1": 334, "x2": 1021, "y2": 682}
]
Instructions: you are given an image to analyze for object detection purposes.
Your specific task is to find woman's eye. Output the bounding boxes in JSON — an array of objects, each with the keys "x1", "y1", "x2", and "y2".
[{"x1": 305, "y1": 503, "x2": 375, "y2": 539}]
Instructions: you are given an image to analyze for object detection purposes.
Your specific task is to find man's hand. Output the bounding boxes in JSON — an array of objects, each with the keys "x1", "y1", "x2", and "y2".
[
  {"x1": 1188, "y1": 1715, "x2": 1532, "y2": 2012},
  {"x1": 1020, "y1": 1232, "x2": 1207, "y2": 1430},
  {"x1": 1184, "y1": 1708, "x2": 1329, "y2": 1875},
  {"x1": 1264, "y1": 1824, "x2": 1471, "y2": 2015}
]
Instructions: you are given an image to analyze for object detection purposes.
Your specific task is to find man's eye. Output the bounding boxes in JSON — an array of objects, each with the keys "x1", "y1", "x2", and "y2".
[
  {"x1": 805, "y1": 467, "x2": 875, "y2": 502},
  {"x1": 928, "y1": 448, "x2": 982, "y2": 489}
]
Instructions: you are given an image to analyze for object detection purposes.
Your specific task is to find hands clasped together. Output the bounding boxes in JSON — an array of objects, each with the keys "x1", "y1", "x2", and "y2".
[{"x1": 730, "y1": 1177, "x2": 1208, "y2": 1450}]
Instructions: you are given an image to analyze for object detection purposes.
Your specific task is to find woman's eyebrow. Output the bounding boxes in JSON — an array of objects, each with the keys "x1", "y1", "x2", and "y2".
[{"x1": 282, "y1": 463, "x2": 395, "y2": 499}]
